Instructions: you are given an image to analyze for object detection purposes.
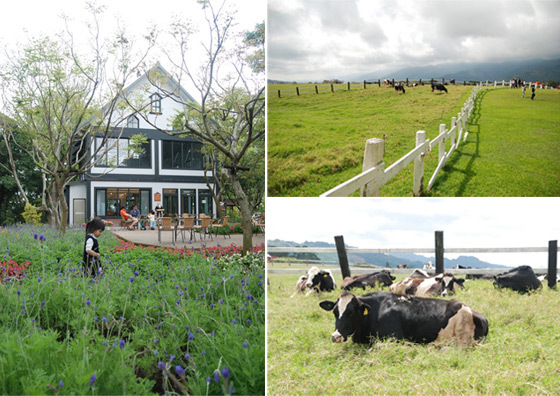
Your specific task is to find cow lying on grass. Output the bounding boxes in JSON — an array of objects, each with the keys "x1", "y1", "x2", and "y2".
[
  {"x1": 320, "y1": 292, "x2": 488, "y2": 346},
  {"x1": 291, "y1": 266, "x2": 336, "y2": 297},
  {"x1": 493, "y1": 265, "x2": 541, "y2": 293},
  {"x1": 389, "y1": 270, "x2": 465, "y2": 297},
  {"x1": 431, "y1": 82, "x2": 448, "y2": 93},
  {"x1": 341, "y1": 270, "x2": 395, "y2": 291}
]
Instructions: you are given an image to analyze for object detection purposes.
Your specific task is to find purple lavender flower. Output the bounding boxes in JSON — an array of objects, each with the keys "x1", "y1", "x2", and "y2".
[
  {"x1": 129, "y1": 276, "x2": 134, "y2": 282},
  {"x1": 157, "y1": 361, "x2": 166, "y2": 370},
  {"x1": 232, "y1": 319, "x2": 237, "y2": 325},
  {"x1": 175, "y1": 365, "x2": 186, "y2": 376},
  {"x1": 86, "y1": 299, "x2": 90, "y2": 306},
  {"x1": 156, "y1": 322, "x2": 162, "y2": 330},
  {"x1": 134, "y1": 270, "x2": 139, "y2": 276},
  {"x1": 89, "y1": 373, "x2": 97, "y2": 387},
  {"x1": 184, "y1": 353, "x2": 191, "y2": 359},
  {"x1": 102, "y1": 317, "x2": 108, "y2": 322},
  {"x1": 221, "y1": 367, "x2": 230, "y2": 379},
  {"x1": 214, "y1": 370, "x2": 220, "y2": 383},
  {"x1": 17, "y1": 289, "x2": 20, "y2": 296},
  {"x1": 242, "y1": 341, "x2": 248, "y2": 348},
  {"x1": 34, "y1": 233, "x2": 38, "y2": 240},
  {"x1": 38, "y1": 277, "x2": 41, "y2": 283},
  {"x1": 188, "y1": 332, "x2": 195, "y2": 341},
  {"x1": 206, "y1": 377, "x2": 211, "y2": 384},
  {"x1": 59, "y1": 380, "x2": 63, "y2": 388},
  {"x1": 119, "y1": 339, "x2": 125, "y2": 349},
  {"x1": 39, "y1": 234, "x2": 46, "y2": 242},
  {"x1": 41, "y1": 301, "x2": 45, "y2": 309}
]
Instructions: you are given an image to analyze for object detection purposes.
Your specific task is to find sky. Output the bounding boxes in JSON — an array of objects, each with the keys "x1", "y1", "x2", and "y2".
[
  {"x1": 268, "y1": 0, "x2": 560, "y2": 82},
  {"x1": 0, "y1": 0, "x2": 265, "y2": 101},
  {"x1": 266, "y1": 197, "x2": 559, "y2": 268}
]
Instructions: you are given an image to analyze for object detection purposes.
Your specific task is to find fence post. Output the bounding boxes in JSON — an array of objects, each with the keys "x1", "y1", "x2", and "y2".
[
  {"x1": 413, "y1": 130, "x2": 426, "y2": 196},
  {"x1": 335, "y1": 235, "x2": 351, "y2": 279},
  {"x1": 438, "y1": 124, "x2": 446, "y2": 164},
  {"x1": 315, "y1": 85, "x2": 319, "y2": 94},
  {"x1": 331, "y1": 84, "x2": 334, "y2": 93},
  {"x1": 435, "y1": 231, "x2": 444, "y2": 274},
  {"x1": 378, "y1": 79, "x2": 381, "y2": 87},
  {"x1": 278, "y1": 90, "x2": 281, "y2": 98},
  {"x1": 450, "y1": 117, "x2": 456, "y2": 149},
  {"x1": 296, "y1": 87, "x2": 300, "y2": 96},
  {"x1": 364, "y1": 80, "x2": 366, "y2": 89},
  {"x1": 548, "y1": 240, "x2": 557, "y2": 289},
  {"x1": 347, "y1": 82, "x2": 350, "y2": 91},
  {"x1": 361, "y1": 138, "x2": 385, "y2": 197}
]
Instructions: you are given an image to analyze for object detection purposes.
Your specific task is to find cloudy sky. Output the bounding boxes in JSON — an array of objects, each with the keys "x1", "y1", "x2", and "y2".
[
  {"x1": 267, "y1": 197, "x2": 559, "y2": 268},
  {"x1": 268, "y1": 0, "x2": 560, "y2": 81},
  {"x1": 0, "y1": 0, "x2": 264, "y2": 99}
]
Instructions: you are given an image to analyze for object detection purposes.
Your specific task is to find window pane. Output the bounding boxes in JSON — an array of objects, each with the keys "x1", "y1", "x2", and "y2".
[
  {"x1": 118, "y1": 139, "x2": 129, "y2": 166},
  {"x1": 162, "y1": 141, "x2": 172, "y2": 168},
  {"x1": 96, "y1": 189, "x2": 106, "y2": 216},
  {"x1": 107, "y1": 188, "x2": 119, "y2": 217},
  {"x1": 140, "y1": 190, "x2": 150, "y2": 215}
]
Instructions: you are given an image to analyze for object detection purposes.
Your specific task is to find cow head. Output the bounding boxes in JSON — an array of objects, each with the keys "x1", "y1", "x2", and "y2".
[
  {"x1": 305, "y1": 267, "x2": 321, "y2": 288},
  {"x1": 319, "y1": 292, "x2": 370, "y2": 343},
  {"x1": 435, "y1": 273, "x2": 465, "y2": 296},
  {"x1": 306, "y1": 267, "x2": 335, "y2": 291}
]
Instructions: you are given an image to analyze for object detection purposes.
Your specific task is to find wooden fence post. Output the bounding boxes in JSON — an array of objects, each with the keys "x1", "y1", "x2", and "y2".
[
  {"x1": 364, "y1": 80, "x2": 366, "y2": 89},
  {"x1": 335, "y1": 235, "x2": 351, "y2": 279},
  {"x1": 278, "y1": 90, "x2": 281, "y2": 98},
  {"x1": 296, "y1": 87, "x2": 300, "y2": 96},
  {"x1": 361, "y1": 138, "x2": 385, "y2": 197},
  {"x1": 348, "y1": 82, "x2": 351, "y2": 91},
  {"x1": 378, "y1": 79, "x2": 381, "y2": 87},
  {"x1": 435, "y1": 231, "x2": 444, "y2": 274},
  {"x1": 413, "y1": 130, "x2": 426, "y2": 196},
  {"x1": 315, "y1": 85, "x2": 319, "y2": 94},
  {"x1": 331, "y1": 84, "x2": 334, "y2": 93},
  {"x1": 548, "y1": 240, "x2": 557, "y2": 289}
]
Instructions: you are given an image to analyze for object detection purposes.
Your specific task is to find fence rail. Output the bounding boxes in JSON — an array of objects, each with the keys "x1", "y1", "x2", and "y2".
[
  {"x1": 271, "y1": 79, "x2": 553, "y2": 98},
  {"x1": 320, "y1": 82, "x2": 488, "y2": 197}
]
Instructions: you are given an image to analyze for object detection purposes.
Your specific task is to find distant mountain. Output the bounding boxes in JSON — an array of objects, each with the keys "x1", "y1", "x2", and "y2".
[
  {"x1": 358, "y1": 59, "x2": 560, "y2": 83},
  {"x1": 268, "y1": 240, "x2": 509, "y2": 269}
]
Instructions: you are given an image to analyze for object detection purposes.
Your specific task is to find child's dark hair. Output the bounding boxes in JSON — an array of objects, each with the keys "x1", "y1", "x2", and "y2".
[{"x1": 86, "y1": 217, "x2": 106, "y2": 234}]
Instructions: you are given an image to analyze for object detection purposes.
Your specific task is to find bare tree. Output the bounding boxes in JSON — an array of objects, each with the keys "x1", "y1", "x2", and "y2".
[{"x1": 0, "y1": 4, "x2": 155, "y2": 232}]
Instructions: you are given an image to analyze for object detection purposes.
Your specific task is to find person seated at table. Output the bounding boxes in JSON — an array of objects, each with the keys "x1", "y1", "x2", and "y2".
[
  {"x1": 148, "y1": 210, "x2": 157, "y2": 230},
  {"x1": 130, "y1": 205, "x2": 146, "y2": 230},
  {"x1": 120, "y1": 206, "x2": 138, "y2": 230}
]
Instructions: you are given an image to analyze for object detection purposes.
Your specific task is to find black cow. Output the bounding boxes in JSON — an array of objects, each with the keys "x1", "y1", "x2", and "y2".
[
  {"x1": 291, "y1": 266, "x2": 336, "y2": 297},
  {"x1": 431, "y1": 82, "x2": 448, "y2": 93},
  {"x1": 320, "y1": 292, "x2": 488, "y2": 346},
  {"x1": 394, "y1": 84, "x2": 405, "y2": 94},
  {"x1": 493, "y1": 265, "x2": 541, "y2": 293},
  {"x1": 341, "y1": 270, "x2": 395, "y2": 291}
]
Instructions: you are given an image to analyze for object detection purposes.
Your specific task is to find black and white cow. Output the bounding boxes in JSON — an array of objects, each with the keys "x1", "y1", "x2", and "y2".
[
  {"x1": 431, "y1": 82, "x2": 448, "y2": 93},
  {"x1": 340, "y1": 270, "x2": 395, "y2": 291},
  {"x1": 394, "y1": 84, "x2": 405, "y2": 94},
  {"x1": 389, "y1": 272, "x2": 465, "y2": 297},
  {"x1": 291, "y1": 266, "x2": 336, "y2": 297},
  {"x1": 320, "y1": 292, "x2": 488, "y2": 346},
  {"x1": 493, "y1": 265, "x2": 541, "y2": 293}
]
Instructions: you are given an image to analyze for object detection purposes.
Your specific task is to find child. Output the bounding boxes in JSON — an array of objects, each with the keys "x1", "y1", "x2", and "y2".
[
  {"x1": 148, "y1": 210, "x2": 157, "y2": 230},
  {"x1": 83, "y1": 217, "x2": 105, "y2": 277}
]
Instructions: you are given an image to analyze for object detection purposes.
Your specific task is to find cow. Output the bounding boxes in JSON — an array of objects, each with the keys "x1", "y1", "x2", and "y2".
[
  {"x1": 340, "y1": 270, "x2": 395, "y2": 291},
  {"x1": 431, "y1": 82, "x2": 448, "y2": 93},
  {"x1": 290, "y1": 266, "x2": 336, "y2": 297},
  {"x1": 394, "y1": 84, "x2": 405, "y2": 94},
  {"x1": 493, "y1": 265, "x2": 541, "y2": 293},
  {"x1": 319, "y1": 292, "x2": 489, "y2": 346},
  {"x1": 389, "y1": 272, "x2": 465, "y2": 297}
]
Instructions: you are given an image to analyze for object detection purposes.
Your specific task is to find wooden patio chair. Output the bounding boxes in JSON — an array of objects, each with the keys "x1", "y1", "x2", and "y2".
[
  {"x1": 193, "y1": 216, "x2": 213, "y2": 241},
  {"x1": 212, "y1": 216, "x2": 231, "y2": 239},
  {"x1": 177, "y1": 214, "x2": 195, "y2": 242},
  {"x1": 252, "y1": 213, "x2": 265, "y2": 235},
  {"x1": 157, "y1": 216, "x2": 176, "y2": 244}
]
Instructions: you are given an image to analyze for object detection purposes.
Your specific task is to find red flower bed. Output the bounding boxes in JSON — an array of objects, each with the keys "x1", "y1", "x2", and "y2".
[{"x1": 0, "y1": 260, "x2": 31, "y2": 282}]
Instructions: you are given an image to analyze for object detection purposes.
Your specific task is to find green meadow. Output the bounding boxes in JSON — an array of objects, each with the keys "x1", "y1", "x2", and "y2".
[
  {"x1": 267, "y1": 272, "x2": 560, "y2": 395},
  {"x1": 267, "y1": 84, "x2": 560, "y2": 196}
]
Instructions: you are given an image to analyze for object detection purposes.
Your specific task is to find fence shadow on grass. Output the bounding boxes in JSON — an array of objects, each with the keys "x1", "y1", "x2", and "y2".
[{"x1": 433, "y1": 89, "x2": 487, "y2": 196}]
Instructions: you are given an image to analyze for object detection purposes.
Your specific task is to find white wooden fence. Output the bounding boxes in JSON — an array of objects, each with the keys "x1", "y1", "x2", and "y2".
[{"x1": 320, "y1": 80, "x2": 540, "y2": 197}]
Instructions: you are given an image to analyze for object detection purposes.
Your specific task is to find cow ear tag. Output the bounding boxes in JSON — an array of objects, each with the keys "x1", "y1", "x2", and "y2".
[
  {"x1": 363, "y1": 308, "x2": 368, "y2": 316},
  {"x1": 324, "y1": 274, "x2": 328, "y2": 277}
]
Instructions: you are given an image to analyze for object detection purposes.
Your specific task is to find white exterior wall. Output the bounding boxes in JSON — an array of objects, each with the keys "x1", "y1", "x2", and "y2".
[{"x1": 68, "y1": 183, "x2": 87, "y2": 226}]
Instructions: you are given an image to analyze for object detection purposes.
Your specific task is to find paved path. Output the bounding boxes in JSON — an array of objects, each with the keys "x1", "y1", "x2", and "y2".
[{"x1": 111, "y1": 227, "x2": 265, "y2": 249}]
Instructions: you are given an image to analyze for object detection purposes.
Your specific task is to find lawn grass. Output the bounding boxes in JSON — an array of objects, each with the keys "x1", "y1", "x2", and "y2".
[
  {"x1": 267, "y1": 272, "x2": 560, "y2": 395},
  {"x1": 267, "y1": 84, "x2": 560, "y2": 196},
  {"x1": 430, "y1": 88, "x2": 560, "y2": 196}
]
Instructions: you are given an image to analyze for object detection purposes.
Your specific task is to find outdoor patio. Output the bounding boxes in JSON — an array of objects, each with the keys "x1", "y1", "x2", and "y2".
[{"x1": 111, "y1": 227, "x2": 265, "y2": 249}]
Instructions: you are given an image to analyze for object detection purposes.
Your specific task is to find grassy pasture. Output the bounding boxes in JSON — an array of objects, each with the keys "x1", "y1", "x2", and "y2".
[
  {"x1": 267, "y1": 84, "x2": 560, "y2": 196},
  {"x1": 267, "y1": 272, "x2": 560, "y2": 395}
]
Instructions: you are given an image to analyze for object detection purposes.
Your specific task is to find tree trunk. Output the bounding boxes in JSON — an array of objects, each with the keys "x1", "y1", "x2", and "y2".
[
  {"x1": 55, "y1": 180, "x2": 69, "y2": 234},
  {"x1": 230, "y1": 172, "x2": 253, "y2": 255}
]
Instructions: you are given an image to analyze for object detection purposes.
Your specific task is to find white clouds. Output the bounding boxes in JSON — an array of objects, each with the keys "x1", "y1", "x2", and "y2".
[
  {"x1": 267, "y1": 197, "x2": 559, "y2": 267},
  {"x1": 269, "y1": 0, "x2": 560, "y2": 81}
]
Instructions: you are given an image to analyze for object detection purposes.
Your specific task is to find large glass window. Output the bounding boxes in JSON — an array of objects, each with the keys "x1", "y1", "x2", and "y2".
[
  {"x1": 163, "y1": 189, "x2": 178, "y2": 215},
  {"x1": 181, "y1": 189, "x2": 196, "y2": 215},
  {"x1": 198, "y1": 190, "x2": 213, "y2": 217},
  {"x1": 95, "y1": 137, "x2": 151, "y2": 168},
  {"x1": 161, "y1": 140, "x2": 204, "y2": 170},
  {"x1": 95, "y1": 188, "x2": 151, "y2": 217}
]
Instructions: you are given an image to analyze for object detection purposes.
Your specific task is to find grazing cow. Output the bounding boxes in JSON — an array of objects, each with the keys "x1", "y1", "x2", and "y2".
[
  {"x1": 290, "y1": 266, "x2": 336, "y2": 297},
  {"x1": 319, "y1": 292, "x2": 489, "y2": 346},
  {"x1": 493, "y1": 265, "x2": 541, "y2": 293},
  {"x1": 431, "y1": 82, "x2": 448, "y2": 93},
  {"x1": 341, "y1": 270, "x2": 395, "y2": 291},
  {"x1": 390, "y1": 272, "x2": 465, "y2": 297},
  {"x1": 396, "y1": 264, "x2": 408, "y2": 269},
  {"x1": 394, "y1": 84, "x2": 405, "y2": 94}
]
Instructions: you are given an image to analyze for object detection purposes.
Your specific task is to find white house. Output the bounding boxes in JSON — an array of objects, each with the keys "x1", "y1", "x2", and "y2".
[{"x1": 66, "y1": 63, "x2": 216, "y2": 226}]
